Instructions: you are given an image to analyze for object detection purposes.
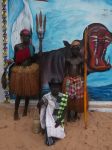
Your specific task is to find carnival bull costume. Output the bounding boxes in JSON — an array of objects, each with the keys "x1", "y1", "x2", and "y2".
[{"x1": 1, "y1": 23, "x2": 112, "y2": 120}]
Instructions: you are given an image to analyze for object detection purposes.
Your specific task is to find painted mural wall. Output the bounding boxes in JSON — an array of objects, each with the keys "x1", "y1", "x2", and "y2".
[{"x1": 8, "y1": 0, "x2": 112, "y2": 101}]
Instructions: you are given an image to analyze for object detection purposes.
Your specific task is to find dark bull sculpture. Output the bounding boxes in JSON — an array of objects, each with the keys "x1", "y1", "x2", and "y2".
[
  {"x1": 38, "y1": 23, "x2": 112, "y2": 94},
  {"x1": 1, "y1": 23, "x2": 112, "y2": 118}
]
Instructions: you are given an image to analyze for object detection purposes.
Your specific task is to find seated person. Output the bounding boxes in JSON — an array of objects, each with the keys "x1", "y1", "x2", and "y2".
[{"x1": 39, "y1": 79, "x2": 68, "y2": 146}]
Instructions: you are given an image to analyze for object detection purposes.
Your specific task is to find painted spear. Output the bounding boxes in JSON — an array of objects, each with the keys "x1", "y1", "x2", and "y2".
[
  {"x1": 36, "y1": 11, "x2": 46, "y2": 52},
  {"x1": 36, "y1": 11, "x2": 46, "y2": 101}
]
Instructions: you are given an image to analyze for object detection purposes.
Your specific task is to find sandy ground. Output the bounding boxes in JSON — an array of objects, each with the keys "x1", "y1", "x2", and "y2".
[{"x1": 0, "y1": 103, "x2": 112, "y2": 150}]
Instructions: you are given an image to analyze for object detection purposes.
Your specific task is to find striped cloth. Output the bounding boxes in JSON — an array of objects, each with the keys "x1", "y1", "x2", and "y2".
[{"x1": 63, "y1": 76, "x2": 84, "y2": 100}]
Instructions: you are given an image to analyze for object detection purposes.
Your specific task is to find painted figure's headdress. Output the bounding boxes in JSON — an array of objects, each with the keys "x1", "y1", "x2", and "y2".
[{"x1": 20, "y1": 29, "x2": 31, "y2": 37}]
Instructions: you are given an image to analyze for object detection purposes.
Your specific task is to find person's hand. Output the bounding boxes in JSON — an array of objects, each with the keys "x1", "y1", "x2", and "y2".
[
  {"x1": 6, "y1": 59, "x2": 14, "y2": 64},
  {"x1": 38, "y1": 51, "x2": 43, "y2": 58},
  {"x1": 55, "y1": 120, "x2": 61, "y2": 128},
  {"x1": 37, "y1": 101, "x2": 41, "y2": 109},
  {"x1": 37, "y1": 99, "x2": 48, "y2": 108},
  {"x1": 37, "y1": 100, "x2": 44, "y2": 108},
  {"x1": 22, "y1": 59, "x2": 32, "y2": 67}
]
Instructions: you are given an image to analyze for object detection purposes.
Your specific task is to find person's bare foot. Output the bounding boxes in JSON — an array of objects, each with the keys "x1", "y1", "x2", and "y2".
[
  {"x1": 14, "y1": 112, "x2": 20, "y2": 120},
  {"x1": 22, "y1": 111, "x2": 27, "y2": 117},
  {"x1": 74, "y1": 113, "x2": 80, "y2": 121}
]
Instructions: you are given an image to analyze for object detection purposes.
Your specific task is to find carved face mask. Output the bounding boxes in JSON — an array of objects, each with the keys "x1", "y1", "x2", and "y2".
[{"x1": 71, "y1": 46, "x2": 80, "y2": 56}]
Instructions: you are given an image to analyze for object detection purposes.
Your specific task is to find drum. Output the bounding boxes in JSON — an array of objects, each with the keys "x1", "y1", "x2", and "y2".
[{"x1": 9, "y1": 63, "x2": 39, "y2": 97}]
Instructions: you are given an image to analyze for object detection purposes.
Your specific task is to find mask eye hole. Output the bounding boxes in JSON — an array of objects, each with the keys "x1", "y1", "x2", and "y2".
[{"x1": 71, "y1": 46, "x2": 80, "y2": 49}]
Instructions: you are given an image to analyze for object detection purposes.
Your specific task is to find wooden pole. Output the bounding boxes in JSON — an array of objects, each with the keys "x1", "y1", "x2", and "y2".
[{"x1": 84, "y1": 27, "x2": 88, "y2": 129}]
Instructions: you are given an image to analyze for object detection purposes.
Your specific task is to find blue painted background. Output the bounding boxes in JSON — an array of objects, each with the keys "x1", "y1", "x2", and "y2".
[{"x1": 8, "y1": 0, "x2": 112, "y2": 101}]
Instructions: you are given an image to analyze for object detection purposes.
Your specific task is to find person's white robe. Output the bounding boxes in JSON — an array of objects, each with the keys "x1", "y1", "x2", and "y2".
[{"x1": 40, "y1": 93, "x2": 65, "y2": 139}]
